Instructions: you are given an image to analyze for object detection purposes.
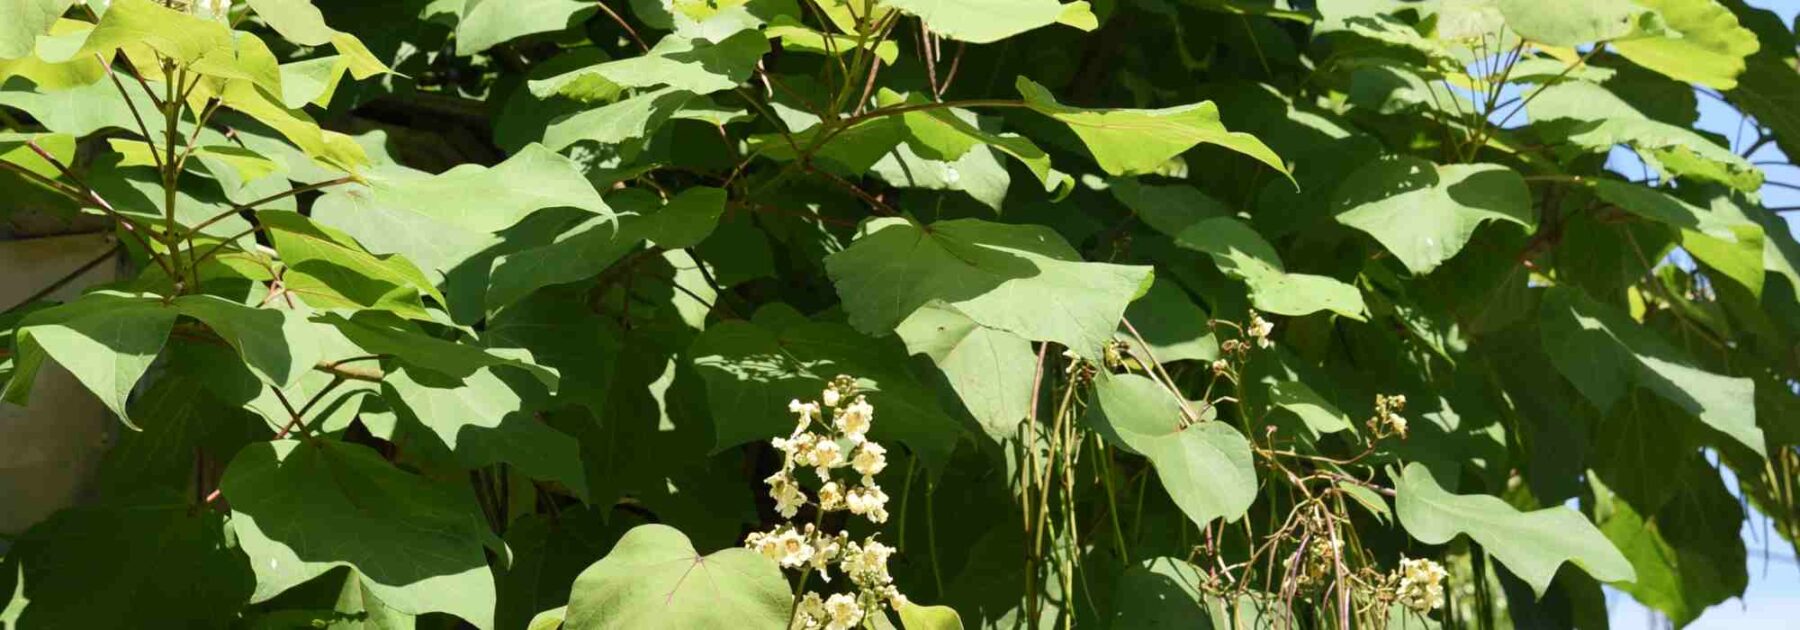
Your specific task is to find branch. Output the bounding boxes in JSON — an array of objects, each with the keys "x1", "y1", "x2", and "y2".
[{"x1": 184, "y1": 176, "x2": 359, "y2": 238}]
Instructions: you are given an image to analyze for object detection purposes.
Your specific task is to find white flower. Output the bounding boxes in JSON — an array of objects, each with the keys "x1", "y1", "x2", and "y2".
[
  {"x1": 818, "y1": 481, "x2": 845, "y2": 511},
  {"x1": 846, "y1": 483, "x2": 890, "y2": 523},
  {"x1": 837, "y1": 397, "x2": 874, "y2": 442},
  {"x1": 789, "y1": 399, "x2": 821, "y2": 432},
  {"x1": 1389, "y1": 414, "x2": 1408, "y2": 436},
  {"x1": 1248, "y1": 312, "x2": 1274, "y2": 348},
  {"x1": 795, "y1": 592, "x2": 826, "y2": 629},
  {"x1": 1211, "y1": 359, "x2": 1229, "y2": 375},
  {"x1": 808, "y1": 529, "x2": 842, "y2": 578},
  {"x1": 747, "y1": 530, "x2": 782, "y2": 563},
  {"x1": 823, "y1": 593, "x2": 864, "y2": 630},
  {"x1": 880, "y1": 584, "x2": 909, "y2": 609},
  {"x1": 840, "y1": 539, "x2": 895, "y2": 586},
  {"x1": 1396, "y1": 556, "x2": 1447, "y2": 612},
  {"x1": 851, "y1": 442, "x2": 887, "y2": 477},
  {"x1": 775, "y1": 527, "x2": 814, "y2": 568},
  {"x1": 812, "y1": 439, "x2": 844, "y2": 480},
  {"x1": 823, "y1": 387, "x2": 842, "y2": 408},
  {"x1": 766, "y1": 471, "x2": 806, "y2": 518}
]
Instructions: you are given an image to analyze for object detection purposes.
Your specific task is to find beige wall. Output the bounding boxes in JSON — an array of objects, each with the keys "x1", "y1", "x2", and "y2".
[{"x1": 0, "y1": 232, "x2": 118, "y2": 537}]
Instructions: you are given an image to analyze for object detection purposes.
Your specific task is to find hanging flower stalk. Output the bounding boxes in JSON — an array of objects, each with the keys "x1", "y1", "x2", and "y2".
[{"x1": 745, "y1": 375, "x2": 905, "y2": 630}]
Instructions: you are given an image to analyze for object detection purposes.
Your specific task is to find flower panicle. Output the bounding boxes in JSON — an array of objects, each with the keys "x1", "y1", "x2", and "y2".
[{"x1": 749, "y1": 375, "x2": 907, "y2": 629}]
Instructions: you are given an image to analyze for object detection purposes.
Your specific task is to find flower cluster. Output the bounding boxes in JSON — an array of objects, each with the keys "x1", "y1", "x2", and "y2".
[
  {"x1": 1394, "y1": 556, "x2": 1447, "y2": 612},
  {"x1": 1368, "y1": 393, "x2": 1409, "y2": 438},
  {"x1": 746, "y1": 375, "x2": 907, "y2": 630}
]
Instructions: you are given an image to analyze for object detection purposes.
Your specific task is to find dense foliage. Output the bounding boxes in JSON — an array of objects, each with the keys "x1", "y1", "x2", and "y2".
[{"x1": 0, "y1": 0, "x2": 1796, "y2": 627}]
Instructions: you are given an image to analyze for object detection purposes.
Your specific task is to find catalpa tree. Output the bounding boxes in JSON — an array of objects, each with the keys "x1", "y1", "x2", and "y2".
[{"x1": 0, "y1": 0, "x2": 1795, "y2": 628}]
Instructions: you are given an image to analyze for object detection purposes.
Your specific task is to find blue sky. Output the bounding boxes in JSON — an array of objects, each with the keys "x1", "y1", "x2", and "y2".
[{"x1": 1602, "y1": 0, "x2": 1800, "y2": 627}]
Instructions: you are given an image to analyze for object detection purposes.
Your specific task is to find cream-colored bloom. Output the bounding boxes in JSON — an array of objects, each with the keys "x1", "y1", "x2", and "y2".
[
  {"x1": 851, "y1": 442, "x2": 887, "y2": 477},
  {"x1": 789, "y1": 399, "x2": 821, "y2": 431},
  {"x1": 1248, "y1": 312, "x2": 1274, "y2": 348},
  {"x1": 747, "y1": 530, "x2": 783, "y2": 564},
  {"x1": 812, "y1": 439, "x2": 844, "y2": 480},
  {"x1": 775, "y1": 527, "x2": 814, "y2": 568},
  {"x1": 840, "y1": 539, "x2": 895, "y2": 586},
  {"x1": 823, "y1": 593, "x2": 863, "y2": 630},
  {"x1": 837, "y1": 397, "x2": 874, "y2": 442},
  {"x1": 766, "y1": 471, "x2": 806, "y2": 518},
  {"x1": 818, "y1": 481, "x2": 845, "y2": 511},
  {"x1": 823, "y1": 387, "x2": 842, "y2": 408},
  {"x1": 808, "y1": 529, "x2": 842, "y2": 579},
  {"x1": 795, "y1": 592, "x2": 826, "y2": 629},
  {"x1": 1211, "y1": 359, "x2": 1229, "y2": 375},
  {"x1": 846, "y1": 483, "x2": 890, "y2": 523},
  {"x1": 1396, "y1": 556, "x2": 1447, "y2": 612},
  {"x1": 880, "y1": 584, "x2": 909, "y2": 609}
]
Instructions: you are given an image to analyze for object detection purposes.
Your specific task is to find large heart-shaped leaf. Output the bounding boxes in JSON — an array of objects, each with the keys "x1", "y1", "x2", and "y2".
[
  {"x1": 2, "y1": 291, "x2": 176, "y2": 428},
  {"x1": 1332, "y1": 156, "x2": 1532, "y2": 275},
  {"x1": 222, "y1": 440, "x2": 500, "y2": 629},
  {"x1": 825, "y1": 217, "x2": 1153, "y2": 354},
  {"x1": 563, "y1": 524, "x2": 789, "y2": 630},
  {"x1": 1174, "y1": 217, "x2": 1367, "y2": 320},
  {"x1": 1089, "y1": 373, "x2": 1256, "y2": 527},
  {"x1": 881, "y1": 0, "x2": 1096, "y2": 44}
]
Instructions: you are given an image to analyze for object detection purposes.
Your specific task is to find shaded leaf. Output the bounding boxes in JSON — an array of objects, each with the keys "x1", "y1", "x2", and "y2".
[
  {"x1": 826, "y1": 217, "x2": 1154, "y2": 354},
  {"x1": 222, "y1": 439, "x2": 499, "y2": 629},
  {"x1": 1332, "y1": 156, "x2": 1532, "y2": 275}
]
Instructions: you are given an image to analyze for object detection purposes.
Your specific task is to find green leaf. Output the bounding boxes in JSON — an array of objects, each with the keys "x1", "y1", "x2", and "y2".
[
  {"x1": 1, "y1": 291, "x2": 176, "y2": 428},
  {"x1": 1529, "y1": 80, "x2": 1762, "y2": 191},
  {"x1": 221, "y1": 439, "x2": 500, "y2": 629},
  {"x1": 690, "y1": 305, "x2": 964, "y2": 467},
  {"x1": 484, "y1": 214, "x2": 642, "y2": 313},
  {"x1": 1174, "y1": 217, "x2": 1368, "y2": 320},
  {"x1": 1107, "y1": 557, "x2": 1211, "y2": 628},
  {"x1": 1110, "y1": 178, "x2": 1230, "y2": 238},
  {"x1": 1595, "y1": 460, "x2": 1747, "y2": 626},
  {"x1": 258, "y1": 210, "x2": 447, "y2": 320},
  {"x1": 541, "y1": 86, "x2": 694, "y2": 154},
  {"x1": 0, "y1": 502, "x2": 251, "y2": 628},
  {"x1": 172, "y1": 294, "x2": 324, "y2": 389},
  {"x1": 455, "y1": 0, "x2": 599, "y2": 55},
  {"x1": 1613, "y1": 0, "x2": 1760, "y2": 89},
  {"x1": 326, "y1": 144, "x2": 611, "y2": 234},
  {"x1": 384, "y1": 365, "x2": 589, "y2": 500},
  {"x1": 0, "y1": 0, "x2": 74, "y2": 59},
  {"x1": 0, "y1": 72, "x2": 164, "y2": 137},
  {"x1": 1016, "y1": 77, "x2": 1289, "y2": 179},
  {"x1": 1540, "y1": 286, "x2": 1764, "y2": 456},
  {"x1": 880, "y1": 0, "x2": 1097, "y2": 44},
  {"x1": 1267, "y1": 379, "x2": 1354, "y2": 435},
  {"x1": 1332, "y1": 157, "x2": 1533, "y2": 275},
  {"x1": 0, "y1": 131, "x2": 73, "y2": 179},
  {"x1": 1394, "y1": 461, "x2": 1635, "y2": 595},
  {"x1": 72, "y1": 0, "x2": 279, "y2": 92},
  {"x1": 563, "y1": 524, "x2": 790, "y2": 630},
  {"x1": 826, "y1": 217, "x2": 1154, "y2": 354},
  {"x1": 899, "y1": 602, "x2": 966, "y2": 630},
  {"x1": 1090, "y1": 373, "x2": 1257, "y2": 527},
  {"x1": 321, "y1": 311, "x2": 560, "y2": 392},
  {"x1": 219, "y1": 81, "x2": 370, "y2": 173},
  {"x1": 633, "y1": 186, "x2": 727, "y2": 248},
  {"x1": 1118, "y1": 278, "x2": 1217, "y2": 364},
  {"x1": 895, "y1": 303, "x2": 1036, "y2": 444},
  {"x1": 1588, "y1": 179, "x2": 1765, "y2": 296},
  {"x1": 247, "y1": 0, "x2": 334, "y2": 46},
  {"x1": 876, "y1": 88, "x2": 1070, "y2": 195},
  {"x1": 530, "y1": 30, "x2": 767, "y2": 98},
  {"x1": 1496, "y1": 0, "x2": 1646, "y2": 46}
]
